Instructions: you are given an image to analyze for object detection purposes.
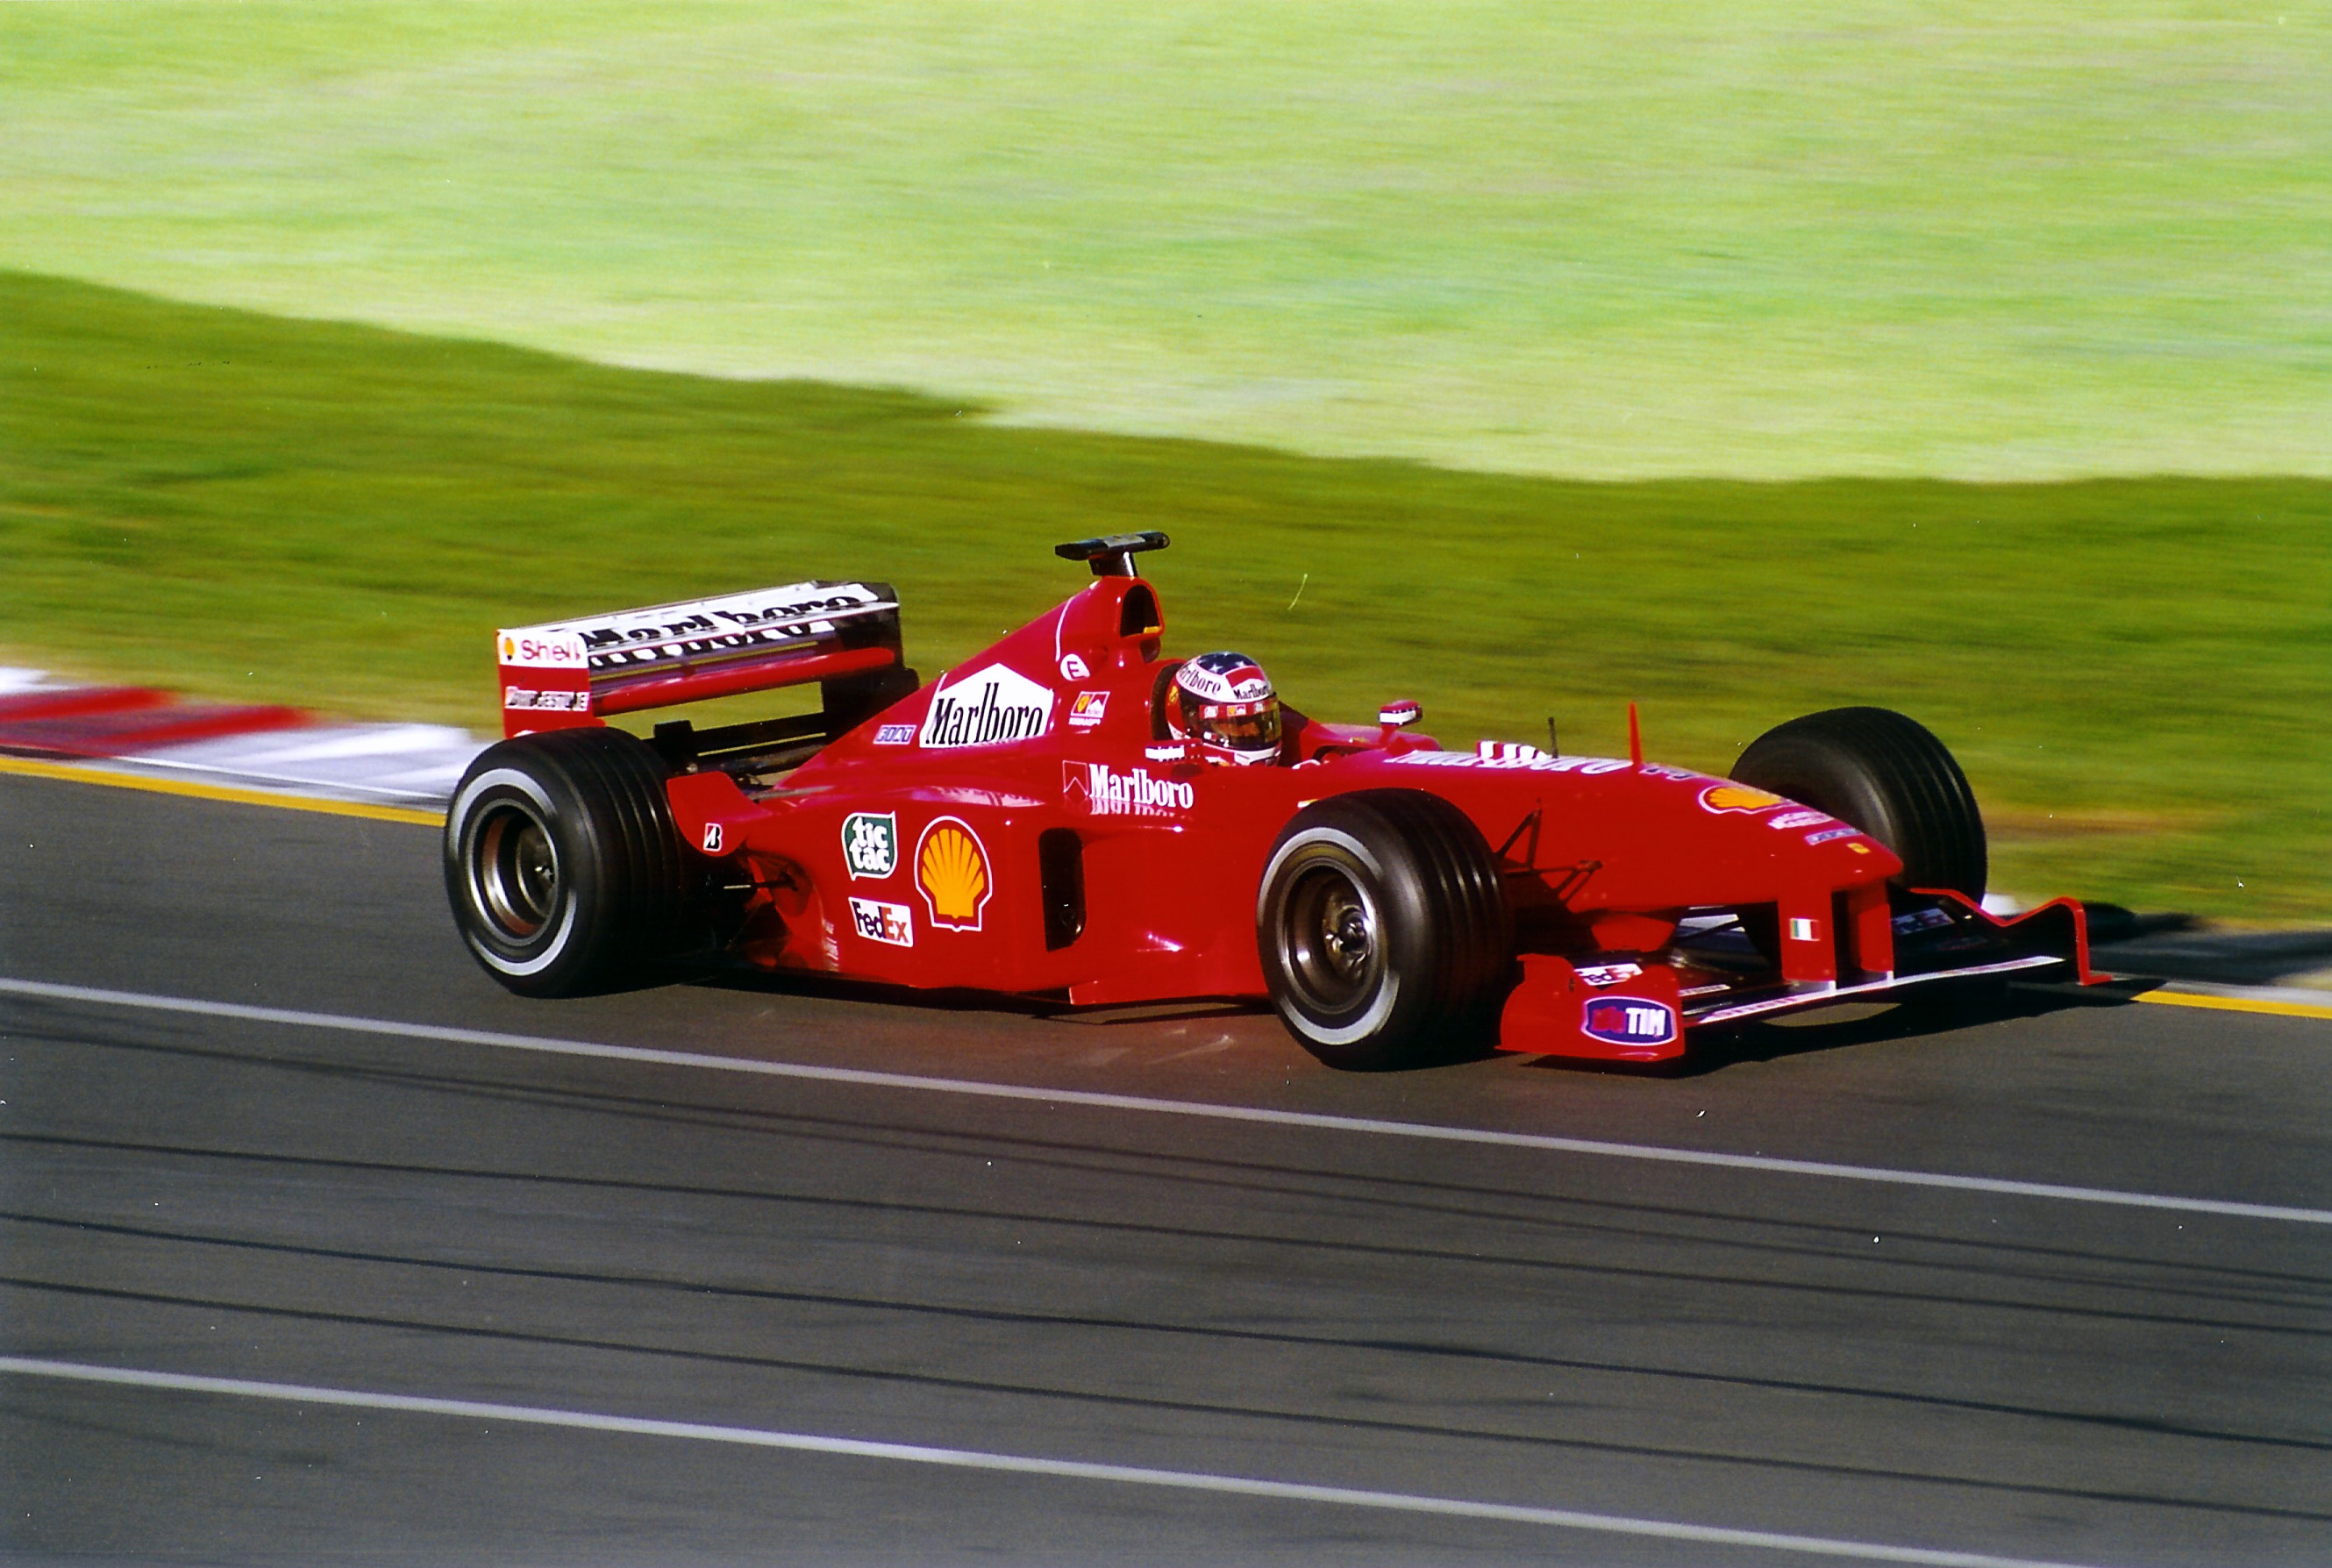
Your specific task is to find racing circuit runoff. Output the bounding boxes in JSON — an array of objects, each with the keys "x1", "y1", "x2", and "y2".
[{"x1": 5, "y1": 541, "x2": 2332, "y2": 1566}]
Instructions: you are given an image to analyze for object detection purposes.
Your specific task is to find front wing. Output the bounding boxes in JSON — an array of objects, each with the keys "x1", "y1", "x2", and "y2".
[
  {"x1": 1500, "y1": 892, "x2": 2100, "y2": 1062},
  {"x1": 1685, "y1": 891, "x2": 2100, "y2": 1028}
]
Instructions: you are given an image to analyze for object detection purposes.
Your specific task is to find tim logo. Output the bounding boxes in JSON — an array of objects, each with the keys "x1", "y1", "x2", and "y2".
[{"x1": 1583, "y1": 996, "x2": 1678, "y2": 1048}]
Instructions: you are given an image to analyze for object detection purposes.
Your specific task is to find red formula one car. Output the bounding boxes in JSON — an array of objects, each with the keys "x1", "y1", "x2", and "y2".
[{"x1": 447, "y1": 533, "x2": 2098, "y2": 1067}]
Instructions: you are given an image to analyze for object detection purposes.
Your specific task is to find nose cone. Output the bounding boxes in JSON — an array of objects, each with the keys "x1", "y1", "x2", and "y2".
[
  {"x1": 1355, "y1": 749, "x2": 1902, "y2": 909},
  {"x1": 1698, "y1": 782, "x2": 1787, "y2": 815},
  {"x1": 1559, "y1": 771, "x2": 1905, "y2": 908}
]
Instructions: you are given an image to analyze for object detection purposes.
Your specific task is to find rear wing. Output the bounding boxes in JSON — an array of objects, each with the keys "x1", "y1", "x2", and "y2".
[{"x1": 497, "y1": 580, "x2": 910, "y2": 743}]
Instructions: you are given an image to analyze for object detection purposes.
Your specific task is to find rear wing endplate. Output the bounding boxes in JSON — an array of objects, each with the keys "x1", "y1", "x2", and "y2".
[{"x1": 496, "y1": 580, "x2": 906, "y2": 740}]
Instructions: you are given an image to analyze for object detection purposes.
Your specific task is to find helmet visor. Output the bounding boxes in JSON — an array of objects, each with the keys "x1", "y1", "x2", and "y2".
[{"x1": 1194, "y1": 699, "x2": 1281, "y2": 753}]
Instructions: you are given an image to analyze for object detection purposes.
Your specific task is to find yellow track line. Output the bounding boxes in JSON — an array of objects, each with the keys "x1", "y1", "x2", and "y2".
[
  {"x1": 0, "y1": 754, "x2": 443, "y2": 827},
  {"x1": 2136, "y1": 989, "x2": 2332, "y2": 1023},
  {"x1": 7, "y1": 754, "x2": 2326, "y2": 1023}
]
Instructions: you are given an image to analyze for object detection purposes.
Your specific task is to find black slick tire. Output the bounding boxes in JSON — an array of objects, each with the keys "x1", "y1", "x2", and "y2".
[
  {"x1": 445, "y1": 727, "x2": 695, "y2": 996},
  {"x1": 1729, "y1": 706, "x2": 1987, "y2": 899},
  {"x1": 1256, "y1": 789, "x2": 1512, "y2": 1070}
]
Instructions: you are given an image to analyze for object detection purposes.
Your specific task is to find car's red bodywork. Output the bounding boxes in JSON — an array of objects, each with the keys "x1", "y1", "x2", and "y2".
[{"x1": 492, "y1": 557, "x2": 2097, "y2": 1062}]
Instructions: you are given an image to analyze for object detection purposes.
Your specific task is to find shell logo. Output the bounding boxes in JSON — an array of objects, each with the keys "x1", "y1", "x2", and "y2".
[
  {"x1": 500, "y1": 635, "x2": 517, "y2": 660},
  {"x1": 1699, "y1": 782, "x2": 1786, "y2": 815},
  {"x1": 915, "y1": 816, "x2": 992, "y2": 931}
]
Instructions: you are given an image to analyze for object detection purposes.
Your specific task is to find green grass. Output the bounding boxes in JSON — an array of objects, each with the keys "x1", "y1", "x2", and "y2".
[
  {"x1": 5, "y1": 272, "x2": 2328, "y2": 919},
  {"x1": 2, "y1": 2, "x2": 2325, "y2": 480}
]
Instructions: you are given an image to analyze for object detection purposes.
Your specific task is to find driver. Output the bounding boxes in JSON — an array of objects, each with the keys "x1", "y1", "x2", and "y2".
[{"x1": 1165, "y1": 651, "x2": 1284, "y2": 766}]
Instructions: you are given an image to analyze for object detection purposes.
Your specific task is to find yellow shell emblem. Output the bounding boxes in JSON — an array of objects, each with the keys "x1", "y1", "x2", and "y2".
[
  {"x1": 1700, "y1": 783, "x2": 1786, "y2": 815},
  {"x1": 916, "y1": 816, "x2": 992, "y2": 930}
]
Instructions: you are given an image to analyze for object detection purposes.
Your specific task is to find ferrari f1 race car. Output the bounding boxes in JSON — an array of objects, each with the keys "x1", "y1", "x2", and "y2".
[{"x1": 447, "y1": 533, "x2": 2099, "y2": 1068}]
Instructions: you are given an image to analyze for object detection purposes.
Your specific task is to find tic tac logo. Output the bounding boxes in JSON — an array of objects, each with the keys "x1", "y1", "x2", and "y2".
[
  {"x1": 847, "y1": 896, "x2": 914, "y2": 948},
  {"x1": 841, "y1": 812, "x2": 898, "y2": 879},
  {"x1": 1769, "y1": 809, "x2": 1830, "y2": 830},
  {"x1": 1699, "y1": 783, "x2": 1786, "y2": 815},
  {"x1": 916, "y1": 816, "x2": 993, "y2": 931},
  {"x1": 1583, "y1": 996, "x2": 1678, "y2": 1048},
  {"x1": 920, "y1": 664, "x2": 1053, "y2": 749},
  {"x1": 1067, "y1": 690, "x2": 1109, "y2": 727}
]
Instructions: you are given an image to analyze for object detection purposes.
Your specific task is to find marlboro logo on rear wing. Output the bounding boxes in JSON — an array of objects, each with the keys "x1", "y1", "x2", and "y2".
[{"x1": 496, "y1": 580, "x2": 904, "y2": 738}]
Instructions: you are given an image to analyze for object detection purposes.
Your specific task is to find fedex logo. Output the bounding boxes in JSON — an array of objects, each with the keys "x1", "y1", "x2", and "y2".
[
  {"x1": 847, "y1": 896, "x2": 915, "y2": 948},
  {"x1": 1583, "y1": 996, "x2": 1678, "y2": 1048}
]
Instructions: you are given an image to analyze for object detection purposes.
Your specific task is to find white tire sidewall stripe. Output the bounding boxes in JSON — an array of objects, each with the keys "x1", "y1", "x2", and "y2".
[
  {"x1": 1259, "y1": 822, "x2": 1400, "y2": 1047},
  {"x1": 450, "y1": 766, "x2": 581, "y2": 978}
]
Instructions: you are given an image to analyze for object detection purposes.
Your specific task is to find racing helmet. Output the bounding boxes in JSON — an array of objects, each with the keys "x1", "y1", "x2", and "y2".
[{"x1": 1166, "y1": 651, "x2": 1282, "y2": 766}]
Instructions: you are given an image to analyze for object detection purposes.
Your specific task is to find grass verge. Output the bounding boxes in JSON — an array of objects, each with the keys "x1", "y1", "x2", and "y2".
[
  {"x1": 3, "y1": 2, "x2": 2324, "y2": 480},
  {"x1": 4, "y1": 271, "x2": 2326, "y2": 918}
]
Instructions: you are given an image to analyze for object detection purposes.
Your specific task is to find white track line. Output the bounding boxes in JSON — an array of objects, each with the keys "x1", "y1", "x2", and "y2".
[
  {"x1": 4, "y1": 975, "x2": 2328, "y2": 1228},
  {"x1": 0, "y1": 1357, "x2": 2112, "y2": 1568}
]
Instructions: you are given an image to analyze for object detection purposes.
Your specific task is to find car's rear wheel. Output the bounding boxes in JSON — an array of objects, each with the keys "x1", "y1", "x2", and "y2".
[
  {"x1": 446, "y1": 727, "x2": 696, "y2": 996},
  {"x1": 1257, "y1": 790, "x2": 1511, "y2": 1070},
  {"x1": 1729, "y1": 706, "x2": 1986, "y2": 899}
]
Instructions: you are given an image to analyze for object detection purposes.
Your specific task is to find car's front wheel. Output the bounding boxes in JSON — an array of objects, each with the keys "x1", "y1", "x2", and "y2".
[
  {"x1": 1256, "y1": 790, "x2": 1511, "y2": 1070},
  {"x1": 445, "y1": 727, "x2": 695, "y2": 996},
  {"x1": 1729, "y1": 705, "x2": 1987, "y2": 899}
]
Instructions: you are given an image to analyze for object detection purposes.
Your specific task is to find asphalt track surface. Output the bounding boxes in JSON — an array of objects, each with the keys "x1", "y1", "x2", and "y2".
[{"x1": 3, "y1": 773, "x2": 2328, "y2": 1566}]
